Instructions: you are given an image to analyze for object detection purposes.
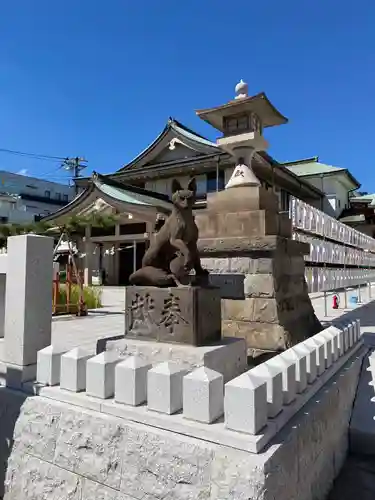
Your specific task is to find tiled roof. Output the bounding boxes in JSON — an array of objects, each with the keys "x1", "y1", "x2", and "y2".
[
  {"x1": 350, "y1": 193, "x2": 375, "y2": 205},
  {"x1": 94, "y1": 176, "x2": 171, "y2": 209},
  {"x1": 283, "y1": 157, "x2": 360, "y2": 188},
  {"x1": 285, "y1": 161, "x2": 345, "y2": 177},
  {"x1": 170, "y1": 119, "x2": 218, "y2": 149}
]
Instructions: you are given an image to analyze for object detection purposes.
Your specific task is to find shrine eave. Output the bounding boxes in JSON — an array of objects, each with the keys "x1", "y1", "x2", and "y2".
[{"x1": 42, "y1": 173, "x2": 172, "y2": 222}]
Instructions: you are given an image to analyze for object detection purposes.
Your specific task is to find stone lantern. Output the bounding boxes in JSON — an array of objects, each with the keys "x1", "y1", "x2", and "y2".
[
  {"x1": 194, "y1": 82, "x2": 322, "y2": 354},
  {"x1": 196, "y1": 79, "x2": 287, "y2": 189}
]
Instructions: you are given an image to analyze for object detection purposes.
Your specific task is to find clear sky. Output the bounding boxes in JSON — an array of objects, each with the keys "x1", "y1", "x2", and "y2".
[{"x1": 0, "y1": 1, "x2": 374, "y2": 190}]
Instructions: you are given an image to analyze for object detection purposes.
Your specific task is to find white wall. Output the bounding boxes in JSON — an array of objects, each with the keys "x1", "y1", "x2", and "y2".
[{"x1": 302, "y1": 175, "x2": 351, "y2": 217}]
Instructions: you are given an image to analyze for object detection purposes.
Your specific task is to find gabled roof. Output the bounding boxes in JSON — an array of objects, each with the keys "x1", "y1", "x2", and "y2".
[
  {"x1": 283, "y1": 157, "x2": 360, "y2": 189},
  {"x1": 42, "y1": 173, "x2": 172, "y2": 222},
  {"x1": 116, "y1": 118, "x2": 218, "y2": 173},
  {"x1": 350, "y1": 193, "x2": 375, "y2": 206}
]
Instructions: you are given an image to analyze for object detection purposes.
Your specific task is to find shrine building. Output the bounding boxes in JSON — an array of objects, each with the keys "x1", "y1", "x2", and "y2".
[{"x1": 44, "y1": 85, "x2": 324, "y2": 286}]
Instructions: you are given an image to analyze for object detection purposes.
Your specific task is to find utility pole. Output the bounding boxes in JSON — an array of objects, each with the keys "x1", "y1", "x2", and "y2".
[{"x1": 61, "y1": 157, "x2": 88, "y2": 196}]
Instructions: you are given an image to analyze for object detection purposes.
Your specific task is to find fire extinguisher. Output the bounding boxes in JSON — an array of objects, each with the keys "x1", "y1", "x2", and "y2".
[{"x1": 332, "y1": 294, "x2": 340, "y2": 310}]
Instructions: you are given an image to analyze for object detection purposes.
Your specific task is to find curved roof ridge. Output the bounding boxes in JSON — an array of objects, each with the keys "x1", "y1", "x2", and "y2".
[
  {"x1": 170, "y1": 119, "x2": 218, "y2": 149},
  {"x1": 117, "y1": 121, "x2": 170, "y2": 173},
  {"x1": 116, "y1": 118, "x2": 218, "y2": 173}
]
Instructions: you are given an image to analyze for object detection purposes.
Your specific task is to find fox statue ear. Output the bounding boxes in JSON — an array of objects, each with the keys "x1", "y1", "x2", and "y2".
[
  {"x1": 171, "y1": 179, "x2": 182, "y2": 194},
  {"x1": 187, "y1": 177, "x2": 197, "y2": 193}
]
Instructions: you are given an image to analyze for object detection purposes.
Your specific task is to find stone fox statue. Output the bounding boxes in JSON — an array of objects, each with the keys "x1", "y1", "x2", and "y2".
[{"x1": 129, "y1": 178, "x2": 209, "y2": 287}]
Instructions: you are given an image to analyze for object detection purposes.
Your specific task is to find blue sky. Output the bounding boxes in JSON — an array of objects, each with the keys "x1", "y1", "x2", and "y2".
[{"x1": 0, "y1": 1, "x2": 374, "y2": 190}]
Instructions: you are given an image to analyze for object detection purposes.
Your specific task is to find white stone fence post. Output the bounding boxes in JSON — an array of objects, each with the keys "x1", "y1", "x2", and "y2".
[
  {"x1": 0, "y1": 234, "x2": 54, "y2": 388},
  {"x1": 35, "y1": 318, "x2": 363, "y2": 453}
]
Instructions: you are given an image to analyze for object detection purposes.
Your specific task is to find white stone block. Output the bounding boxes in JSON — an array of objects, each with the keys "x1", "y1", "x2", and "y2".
[
  {"x1": 348, "y1": 323, "x2": 354, "y2": 348},
  {"x1": 320, "y1": 327, "x2": 340, "y2": 362},
  {"x1": 280, "y1": 348, "x2": 308, "y2": 393},
  {"x1": 60, "y1": 348, "x2": 93, "y2": 392},
  {"x1": 303, "y1": 337, "x2": 326, "y2": 376},
  {"x1": 343, "y1": 326, "x2": 350, "y2": 352},
  {"x1": 4, "y1": 235, "x2": 54, "y2": 387},
  {"x1": 183, "y1": 367, "x2": 224, "y2": 424},
  {"x1": 266, "y1": 355, "x2": 296, "y2": 405},
  {"x1": 356, "y1": 319, "x2": 361, "y2": 338},
  {"x1": 293, "y1": 343, "x2": 317, "y2": 384},
  {"x1": 115, "y1": 356, "x2": 151, "y2": 406},
  {"x1": 351, "y1": 320, "x2": 359, "y2": 342},
  {"x1": 224, "y1": 371, "x2": 267, "y2": 434},
  {"x1": 252, "y1": 362, "x2": 283, "y2": 418},
  {"x1": 334, "y1": 327, "x2": 345, "y2": 357},
  {"x1": 86, "y1": 351, "x2": 120, "y2": 399},
  {"x1": 312, "y1": 332, "x2": 333, "y2": 368},
  {"x1": 36, "y1": 345, "x2": 65, "y2": 386},
  {"x1": 147, "y1": 362, "x2": 187, "y2": 414}
]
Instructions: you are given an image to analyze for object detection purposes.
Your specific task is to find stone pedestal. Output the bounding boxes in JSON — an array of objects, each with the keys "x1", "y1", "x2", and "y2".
[
  {"x1": 98, "y1": 336, "x2": 247, "y2": 383},
  {"x1": 195, "y1": 186, "x2": 322, "y2": 352},
  {"x1": 125, "y1": 286, "x2": 221, "y2": 346}
]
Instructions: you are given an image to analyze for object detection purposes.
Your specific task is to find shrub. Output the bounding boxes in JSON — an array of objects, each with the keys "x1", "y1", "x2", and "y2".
[{"x1": 56, "y1": 284, "x2": 103, "y2": 310}]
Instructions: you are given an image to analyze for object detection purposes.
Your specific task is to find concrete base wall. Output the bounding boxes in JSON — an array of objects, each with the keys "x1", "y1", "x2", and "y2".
[{"x1": 0, "y1": 347, "x2": 365, "y2": 500}]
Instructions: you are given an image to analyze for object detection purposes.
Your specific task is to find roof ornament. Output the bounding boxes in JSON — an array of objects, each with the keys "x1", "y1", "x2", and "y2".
[{"x1": 234, "y1": 79, "x2": 248, "y2": 100}]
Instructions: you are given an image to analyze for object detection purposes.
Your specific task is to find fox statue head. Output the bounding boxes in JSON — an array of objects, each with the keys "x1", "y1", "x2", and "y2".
[{"x1": 171, "y1": 178, "x2": 197, "y2": 211}]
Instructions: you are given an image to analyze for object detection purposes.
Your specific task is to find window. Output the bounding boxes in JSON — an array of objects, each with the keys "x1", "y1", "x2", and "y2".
[
  {"x1": 45, "y1": 190, "x2": 51, "y2": 198},
  {"x1": 207, "y1": 170, "x2": 225, "y2": 193},
  {"x1": 120, "y1": 223, "x2": 147, "y2": 235},
  {"x1": 195, "y1": 178, "x2": 207, "y2": 197},
  {"x1": 55, "y1": 192, "x2": 61, "y2": 200},
  {"x1": 237, "y1": 115, "x2": 248, "y2": 131},
  {"x1": 280, "y1": 190, "x2": 291, "y2": 212},
  {"x1": 63, "y1": 194, "x2": 69, "y2": 202}
]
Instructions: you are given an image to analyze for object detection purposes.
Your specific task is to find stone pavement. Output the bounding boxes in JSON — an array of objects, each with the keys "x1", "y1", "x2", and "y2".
[
  {"x1": 328, "y1": 455, "x2": 375, "y2": 500},
  {"x1": 51, "y1": 287, "x2": 125, "y2": 353}
]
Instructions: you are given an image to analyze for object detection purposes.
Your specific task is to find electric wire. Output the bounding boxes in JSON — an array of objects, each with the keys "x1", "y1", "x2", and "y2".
[{"x1": 0, "y1": 148, "x2": 66, "y2": 161}]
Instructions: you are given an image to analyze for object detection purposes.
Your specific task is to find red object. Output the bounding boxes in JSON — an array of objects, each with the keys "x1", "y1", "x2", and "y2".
[{"x1": 332, "y1": 294, "x2": 339, "y2": 309}]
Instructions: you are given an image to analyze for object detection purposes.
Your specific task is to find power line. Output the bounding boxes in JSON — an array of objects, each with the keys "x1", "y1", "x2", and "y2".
[
  {"x1": 0, "y1": 147, "x2": 66, "y2": 162},
  {"x1": 0, "y1": 147, "x2": 89, "y2": 191}
]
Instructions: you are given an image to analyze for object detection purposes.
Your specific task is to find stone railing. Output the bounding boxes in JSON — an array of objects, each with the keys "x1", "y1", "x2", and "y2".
[
  {"x1": 34, "y1": 319, "x2": 362, "y2": 454},
  {"x1": 290, "y1": 197, "x2": 375, "y2": 252},
  {"x1": 305, "y1": 267, "x2": 375, "y2": 293}
]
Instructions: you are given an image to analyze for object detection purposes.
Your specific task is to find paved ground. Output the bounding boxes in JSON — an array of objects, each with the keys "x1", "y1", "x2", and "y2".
[{"x1": 51, "y1": 287, "x2": 125, "y2": 352}]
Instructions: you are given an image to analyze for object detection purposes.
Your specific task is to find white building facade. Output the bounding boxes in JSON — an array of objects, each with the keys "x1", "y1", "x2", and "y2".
[{"x1": 0, "y1": 171, "x2": 74, "y2": 223}]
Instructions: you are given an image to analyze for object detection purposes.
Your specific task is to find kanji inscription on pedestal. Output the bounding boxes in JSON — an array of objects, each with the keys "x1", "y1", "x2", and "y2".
[{"x1": 125, "y1": 286, "x2": 221, "y2": 346}]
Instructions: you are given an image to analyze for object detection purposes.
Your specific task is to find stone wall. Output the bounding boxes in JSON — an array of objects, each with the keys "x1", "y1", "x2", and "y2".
[
  {"x1": 202, "y1": 248, "x2": 321, "y2": 350},
  {"x1": 0, "y1": 343, "x2": 365, "y2": 500}
]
